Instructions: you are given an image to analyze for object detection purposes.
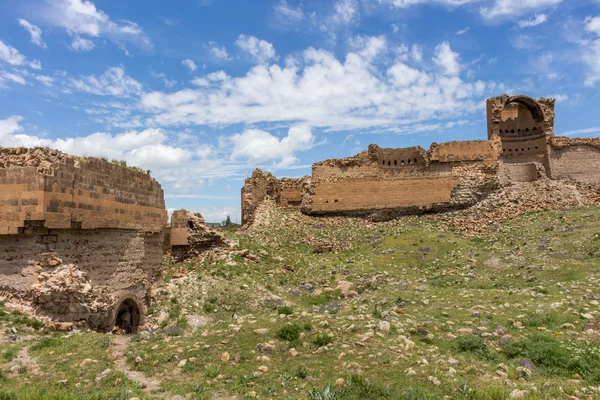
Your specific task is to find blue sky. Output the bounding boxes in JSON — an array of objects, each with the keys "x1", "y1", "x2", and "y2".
[{"x1": 1, "y1": 0, "x2": 599, "y2": 222}]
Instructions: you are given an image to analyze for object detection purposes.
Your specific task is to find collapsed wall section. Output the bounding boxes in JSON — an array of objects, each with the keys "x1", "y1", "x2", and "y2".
[
  {"x1": 0, "y1": 147, "x2": 167, "y2": 332},
  {"x1": 547, "y1": 136, "x2": 600, "y2": 184}
]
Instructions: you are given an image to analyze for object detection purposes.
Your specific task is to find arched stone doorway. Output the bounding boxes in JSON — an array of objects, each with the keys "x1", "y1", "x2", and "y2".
[{"x1": 114, "y1": 298, "x2": 141, "y2": 334}]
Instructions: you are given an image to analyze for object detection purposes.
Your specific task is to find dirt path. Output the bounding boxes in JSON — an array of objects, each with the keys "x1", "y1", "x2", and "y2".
[{"x1": 110, "y1": 335, "x2": 162, "y2": 396}]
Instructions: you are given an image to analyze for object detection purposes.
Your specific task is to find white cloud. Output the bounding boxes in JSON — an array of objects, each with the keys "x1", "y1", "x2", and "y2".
[
  {"x1": 274, "y1": 0, "x2": 304, "y2": 22},
  {"x1": 182, "y1": 58, "x2": 198, "y2": 72},
  {"x1": 70, "y1": 36, "x2": 95, "y2": 51},
  {"x1": 332, "y1": 0, "x2": 360, "y2": 25},
  {"x1": 0, "y1": 117, "x2": 189, "y2": 170},
  {"x1": 518, "y1": 13, "x2": 548, "y2": 28},
  {"x1": 563, "y1": 126, "x2": 600, "y2": 137},
  {"x1": 208, "y1": 41, "x2": 231, "y2": 60},
  {"x1": 140, "y1": 38, "x2": 489, "y2": 131},
  {"x1": 230, "y1": 125, "x2": 315, "y2": 167},
  {"x1": 456, "y1": 27, "x2": 470, "y2": 35},
  {"x1": 1, "y1": 72, "x2": 27, "y2": 85},
  {"x1": 0, "y1": 39, "x2": 41, "y2": 70},
  {"x1": 39, "y1": 0, "x2": 151, "y2": 50},
  {"x1": 68, "y1": 66, "x2": 142, "y2": 96},
  {"x1": 236, "y1": 35, "x2": 277, "y2": 63},
  {"x1": 481, "y1": 0, "x2": 561, "y2": 21},
  {"x1": 376, "y1": 0, "x2": 475, "y2": 8},
  {"x1": 583, "y1": 16, "x2": 600, "y2": 86},
  {"x1": 18, "y1": 19, "x2": 47, "y2": 48},
  {"x1": 585, "y1": 16, "x2": 600, "y2": 36},
  {"x1": 35, "y1": 75, "x2": 55, "y2": 86},
  {"x1": 433, "y1": 41, "x2": 462, "y2": 75}
]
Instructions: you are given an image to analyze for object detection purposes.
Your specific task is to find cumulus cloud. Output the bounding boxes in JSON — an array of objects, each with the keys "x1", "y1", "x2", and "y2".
[
  {"x1": 140, "y1": 38, "x2": 489, "y2": 131},
  {"x1": 1, "y1": 72, "x2": 27, "y2": 85},
  {"x1": 518, "y1": 13, "x2": 548, "y2": 28},
  {"x1": 38, "y1": 0, "x2": 151, "y2": 51},
  {"x1": 481, "y1": 0, "x2": 561, "y2": 21},
  {"x1": 433, "y1": 41, "x2": 462, "y2": 75},
  {"x1": 0, "y1": 39, "x2": 41, "y2": 70},
  {"x1": 182, "y1": 58, "x2": 198, "y2": 72},
  {"x1": 0, "y1": 117, "x2": 189, "y2": 170},
  {"x1": 18, "y1": 19, "x2": 47, "y2": 48},
  {"x1": 208, "y1": 41, "x2": 231, "y2": 60},
  {"x1": 68, "y1": 66, "x2": 142, "y2": 96},
  {"x1": 236, "y1": 35, "x2": 277, "y2": 63},
  {"x1": 35, "y1": 75, "x2": 55, "y2": 86},
  {"x1": 230, "y1": 125, "x2": 315, "y2": 167}
]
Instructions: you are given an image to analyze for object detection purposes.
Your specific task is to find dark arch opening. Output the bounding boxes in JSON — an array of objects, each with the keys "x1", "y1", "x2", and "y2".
[{"x1": 114, "y1": 299, "x2": 141, "y2": 334}]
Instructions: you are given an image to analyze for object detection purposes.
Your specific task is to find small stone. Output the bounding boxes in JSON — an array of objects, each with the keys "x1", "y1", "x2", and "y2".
[
  {"x1": 509, "y1": 389, "x2": 529, "y2": 398},
  {"x1": 335, "y1": 378, "x2": 345, "y2": 388},
  {"x1": 220, "y1": 352, "x2": 230, "y2": 362},
  {"x1": 95, "y1": 369, "x2": 112, "y2": 382},
  {"x1": 135, "y1": 356, "x2": 143, "y2": 364},
  {"x1": 499, "y1": 335, "x2": 512, "y2": 345},
  {"x1": 495, "y1": 370, "x2": 507, "y2": 377},
  {"x1": 581, "y1": 313, "x2": 594, "y2": 320},
  {"x1": 405, "y1": 368, "x2": 417, "y2": 376},
  {"x1": 57, "y1": 380, "x2": 68, "y2": 386},
  {"x1": 520, "y1": 358, "x2": 535, "y2": 371},
  {"x1": 253, "y1": 328, "x2": 269, "y2": 335},
  {"x1": 258, "y1": 365, "x2": 269, "y2": 373},
  {"x1": 560, "y1": 323, "x2": 576, "y2": 330},
  {"x1": 288, "y1": 348, "x2": 298, "y2": 357},
  {"x1": 177, "y1": 359, "x2": 187, "y2": 368},
  {"x1": 377, "y1": 321, "x2": 391, "y2": 333},
  {"x1": 139, "y1": 331, "x2": 151, "y2": 341},
  {"x1": 427, "y1": 376, "x2": 441, "y2": 385}
]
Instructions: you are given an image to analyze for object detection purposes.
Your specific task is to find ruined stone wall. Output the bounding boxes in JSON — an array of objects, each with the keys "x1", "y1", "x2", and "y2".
[
  {"x1": 0, "y1": 148, "x2": 166, "y2": 235},
  {"x1": 499, "y1": 163, "x2": 540, "y2": 183},
  {"x1": 279, "y1": 178, "x2": 306, "y2": 208},
  {"x1": 170, "y1": 209, "x2": 189, "y2": 246},
  {"x1": 547, "y1": 137, "x2": 600, "y2": 184},
  {"x1": 377, "y1": 146, "x2": 427, "y2": 174},
  {"x1": 312, "y1": 157, "x2": 379, "y2": 180},
  {"x1": 241, "y1": 169, "x2": 279, "y2": 227},
  {"x1": 0, "y1": 228, "x2": 163, "y2": 329},
  {"x1": 429, "y1": 140, "x2": 499, "y2": 163},
  {"x1": 0, "y1": 147, "x2": 167, "y2": 331}
]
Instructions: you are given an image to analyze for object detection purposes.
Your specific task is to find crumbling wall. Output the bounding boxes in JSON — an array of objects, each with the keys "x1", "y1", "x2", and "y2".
[
  {"x1": 279, "y1": 177, "x2": 307, "y2": 208},
  {"x1": 312, "y1": 157, "x2": 379, "y2": 180},
  {"x1": 0, "y1": 148, "x2": 166, "y2": 234},
  {"x1": 499, "y1": 162, "x2": 540, "y2": 183},
  {"x1": 376, "y1": 146, "x2": 427, "y2": 173},
  {"x1": 547, "y1": 137, "x2": 600, "y2": 184},
  {"x1": 429, "y1": 139, "x2": 499, "y2": 163},
  {"x1": 0, "y1": 147, "x2": 167, "y2": 331},
  {"x1": 169, "y1": 210, "x2": 230, "y2": 262},
  {"x1": 241, "y1": 169, "x2": 279, "y2": 227}
]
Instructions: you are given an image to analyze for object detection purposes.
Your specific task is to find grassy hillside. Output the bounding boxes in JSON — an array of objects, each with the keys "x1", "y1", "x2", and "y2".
[{"x1": 1, "y1": 203, "x2": 600, "y2": 399}]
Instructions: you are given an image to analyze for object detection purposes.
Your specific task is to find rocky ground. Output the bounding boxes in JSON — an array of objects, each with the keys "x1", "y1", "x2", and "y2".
[{"x1": 2, "y1": 184, "x2": 600, "y2": 399}]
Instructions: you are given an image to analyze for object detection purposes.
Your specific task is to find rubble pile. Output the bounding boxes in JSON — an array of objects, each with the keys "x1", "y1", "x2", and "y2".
[
  {"x1": 0, "y1": 147, "x2": 74, "y2": 174},
  {"x1": 438, "y1": 179, "x2": 600, "y2": 236},
  {"x1": 171, "y1": 212, "x2": 232, "y2": 262}
]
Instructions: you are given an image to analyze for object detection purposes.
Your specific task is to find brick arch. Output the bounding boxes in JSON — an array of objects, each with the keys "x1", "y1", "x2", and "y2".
[
  {"x1": 502, "y1": 95, "x2": 545, "y2": 123},
  {"x1": 106, "y1": 292, "x2": 145, "y2": 333}
]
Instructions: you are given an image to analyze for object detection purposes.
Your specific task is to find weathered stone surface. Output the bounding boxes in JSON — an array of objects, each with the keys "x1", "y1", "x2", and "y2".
[{"x1": 169, "y1": 210, "x2": 231, "y2": 262}]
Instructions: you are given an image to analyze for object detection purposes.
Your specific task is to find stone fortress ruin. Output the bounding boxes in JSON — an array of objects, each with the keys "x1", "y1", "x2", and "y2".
[
  {"x1": 0, "y1": 148, "x2": 167, "y2": 332},
  {"x1": 241, "y1": 94, "x2": 600, "y2": 225}
]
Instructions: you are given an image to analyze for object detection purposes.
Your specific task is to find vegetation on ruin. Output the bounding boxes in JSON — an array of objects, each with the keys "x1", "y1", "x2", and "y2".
[{"x1": 2, "y1": 204, "x2": 600, "y2": 399}]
